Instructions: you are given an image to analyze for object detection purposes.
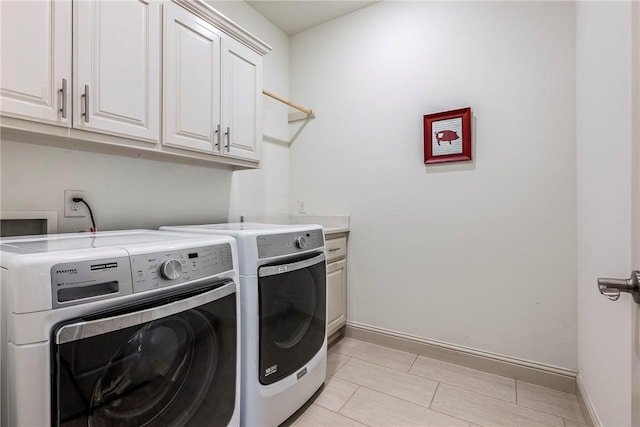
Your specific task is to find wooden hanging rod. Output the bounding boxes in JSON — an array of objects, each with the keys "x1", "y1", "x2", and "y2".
[{"x1": 263, "y1": 89, "x2": 314, "y2": 116}]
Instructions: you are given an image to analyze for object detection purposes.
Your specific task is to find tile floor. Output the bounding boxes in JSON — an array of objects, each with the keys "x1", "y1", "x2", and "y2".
[{"x1": 285, "y1": 337, "x2": 586, "y2": 427}]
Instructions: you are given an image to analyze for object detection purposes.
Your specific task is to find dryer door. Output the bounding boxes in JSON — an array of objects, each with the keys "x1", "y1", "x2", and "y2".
[
  {"x1": 52, "y1": 281, "x2": 237, "y2": 427},
  {"x1": 258, "y1": 253, "x2": 326, "y2": 385}
]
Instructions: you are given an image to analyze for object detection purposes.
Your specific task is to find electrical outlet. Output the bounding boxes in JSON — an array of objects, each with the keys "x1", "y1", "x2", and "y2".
[
  {"x1": 298, "y1": 200, "x2": 306, "y2": 214},
  {"x1": 64, "y1": 190, "x2": 87, "y2": 218}
]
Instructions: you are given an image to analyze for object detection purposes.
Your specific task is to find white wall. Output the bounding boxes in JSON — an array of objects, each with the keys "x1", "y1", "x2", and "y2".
[
  {"x1": 208, "y1": 1, "x2": 291, "y2": 221},
  {"x1": 0, "y1": 1, "x2": 290, "y2": 233},
  {"x1": 0, "y1": 140, "x2": 231, "y2": 232},
  {"x1": 290, "y1": 1, "x2": 578, "y2": 369},
  {"x1": 576, "y1": 2, "x2": 634, "y2": 425}
]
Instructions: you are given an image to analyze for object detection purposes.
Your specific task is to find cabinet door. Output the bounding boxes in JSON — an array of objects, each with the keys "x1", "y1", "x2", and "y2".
[
  {"x1": 163, "y1": 2, "x2": 221, "y2": 153},
  {"x1": 327, "y1": 259, "x2": 347, "y2": 337},
  {"x1": 0, "y1": 0, "x2": 71, "y2": 126},
  {"x1": 221, "y1": 37, "x2": 262, "y2": 161},
  {"x1": 74, "y1": 0, "x2": 160, "y2": 142}
]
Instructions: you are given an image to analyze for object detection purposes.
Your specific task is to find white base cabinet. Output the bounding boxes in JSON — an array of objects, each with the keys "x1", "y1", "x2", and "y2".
[
  {"x1": 326, "y1": 234, "x2": 348, "y2": 337},
  {"x1": 327, "y1": 258, "x2": 347, "y2": 337}
]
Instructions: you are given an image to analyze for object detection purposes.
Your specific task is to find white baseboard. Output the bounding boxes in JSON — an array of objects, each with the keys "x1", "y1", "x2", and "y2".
[
  {"x1": 576, "y1": 374, "x2": 601, "y2": 427},
  {"x1": 344, "y1": 321, "x2": 577, "y2": 394}
]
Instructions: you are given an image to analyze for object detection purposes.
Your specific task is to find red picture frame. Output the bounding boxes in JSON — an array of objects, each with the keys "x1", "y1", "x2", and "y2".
[{"x1": 423, "y1": 107, "x2": 472, "y2": 164}]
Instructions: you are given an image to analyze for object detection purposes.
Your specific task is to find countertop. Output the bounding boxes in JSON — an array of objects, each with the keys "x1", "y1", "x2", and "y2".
[{"x1": 323, "y1": 226, "x2": 350, "y2": 236}]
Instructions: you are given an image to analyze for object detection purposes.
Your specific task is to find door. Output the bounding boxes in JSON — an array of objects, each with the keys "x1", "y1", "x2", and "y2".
[
  {"x1": 74, "y1": 0, "x2": 160, "y2": 142},
  {"x1": 53, "y1": 282, "x2": 238, "y2": 427},
  {"x1": 0, "y1": 0, "x2": 71, "y2": 126},
  {"x1": 221, "y1": 37, "x2": 262, "y2": 161},
  {"x1": 327, "y1": 259, "x2": 347, "y2": 336},
  {"x1": 258, "y1": 253, "x2": 326, "y2": 385},
  {"x1": 577, "y1": 2, "x2": 639, "y2": 424},
  {"x1": 633, "y1": 2, "x2": 640, "y2": 423},
  {"x1": 163, "y1": 2, "x2": 222, "y2": 154}
]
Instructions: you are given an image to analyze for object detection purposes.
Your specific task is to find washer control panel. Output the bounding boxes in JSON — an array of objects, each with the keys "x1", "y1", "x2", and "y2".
[
  {"x1": 257, "y1": 229, "x2": 324, "y2": 259},
  {"x1": 51, "y1": 256, "x2": 133, "y2": 308},
  {"x1": 160, "y1": 259, "x2": 183, "y2": 280},
  {"x1": 49, "y1": 244, "x2": 233, "y2": 308},
  {"x1": 130, "y1": 243, "x2": 233, "y2": 293}
]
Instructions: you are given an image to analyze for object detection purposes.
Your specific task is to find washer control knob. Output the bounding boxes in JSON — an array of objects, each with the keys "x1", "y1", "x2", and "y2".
[
  {"x1": 295, "y1": 235, "x2": 308, "y2": 249},
  {"x1": 161, "y1": 259, "x2": 183, "y2": 280}
]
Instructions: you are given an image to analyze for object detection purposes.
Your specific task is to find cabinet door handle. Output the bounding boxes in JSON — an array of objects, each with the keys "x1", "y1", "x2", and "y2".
[
  {"x1": 328, "y1": 248, "x2": 341, "y2": 252},
  {"x1": 225, "y1": 126, "x2": 231, "y2": 151},
  {"x1": 59, "y1": 79, "x2": 68, "y2": 119},
  {"x1": 81, "y1": 85, "x2": 90, "y2": 122},
  {"x1": 214, "y1": 124, "x2": 221, "y2": 150}
]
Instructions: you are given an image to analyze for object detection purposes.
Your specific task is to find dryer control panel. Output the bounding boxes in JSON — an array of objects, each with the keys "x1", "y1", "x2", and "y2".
[
  {"x1": 257, "y1": 229, "x2": 324, "y2": 259},
  {"x1": 130, "y1": 243, "x2": 233, "y2": 293}
]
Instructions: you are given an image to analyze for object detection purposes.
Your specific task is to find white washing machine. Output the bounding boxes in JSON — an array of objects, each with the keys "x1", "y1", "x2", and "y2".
[
  {"x1": 160, "y1": 223, "x2": 327, "y2": 427},
  {"x1": 0, "y1": 230, "x2": 241, "y2": 427}
]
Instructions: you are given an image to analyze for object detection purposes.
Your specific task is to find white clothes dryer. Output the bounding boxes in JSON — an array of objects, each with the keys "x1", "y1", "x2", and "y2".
[
  {"x1": 0, "y1": 230, "x2": 241, "y2": 427},
  {"x1": 160, "y1": 223, "x2": 327, "y2": 427}
]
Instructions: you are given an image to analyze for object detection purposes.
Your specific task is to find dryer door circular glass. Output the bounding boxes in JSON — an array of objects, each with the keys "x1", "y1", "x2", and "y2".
[
  {"x1": 271, "y1": 268, "x2": 316, "y2": 349},
  {"x1": 89, "y1": 312, "x2": 217, "y2": 427}
]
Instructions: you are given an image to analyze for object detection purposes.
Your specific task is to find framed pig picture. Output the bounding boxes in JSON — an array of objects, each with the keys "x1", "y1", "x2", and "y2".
[{"x1": 423, "y1": 107, "x2": 472, "y2": 164}]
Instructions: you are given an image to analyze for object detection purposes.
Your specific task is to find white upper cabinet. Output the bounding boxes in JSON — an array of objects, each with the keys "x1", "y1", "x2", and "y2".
[
  {"x1": 221, "y1": 37, "x2": 262, "y2": 162},
  {"x1": 0, "y1": 0, "x2": 72, "y2": 126},
  {"x1": 163, "y1": 2, "x2": 222, "y2": 153},
  {"x1": 164, "y1": 1, "x2": 265, "y2": 162},
  {"x1": 74, "y1": 0, "x2": 160, "y2": 143},
  {"x1": 0, "y1": 0, "x2": 270, "y2": 168}
]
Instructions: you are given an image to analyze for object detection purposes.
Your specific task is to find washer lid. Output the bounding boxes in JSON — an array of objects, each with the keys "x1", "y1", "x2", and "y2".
[
  {"x1": 178, "y1": 222, "x2": 292, "y2": 230},
  {"x1": 162, "y1": 222, "x2": 322, "y2": 235},
  {"x1": 0, "y1": 230, "x2": 214, "y2": 254}
]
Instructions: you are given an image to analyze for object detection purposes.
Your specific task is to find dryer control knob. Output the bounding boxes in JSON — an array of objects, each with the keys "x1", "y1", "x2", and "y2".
[
  {"x1": 295, "y1": 235, "x2": 308, "y2": 249},
  {"x1": 161, "y1": 259, "x2": 183, "y2": 280}
]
